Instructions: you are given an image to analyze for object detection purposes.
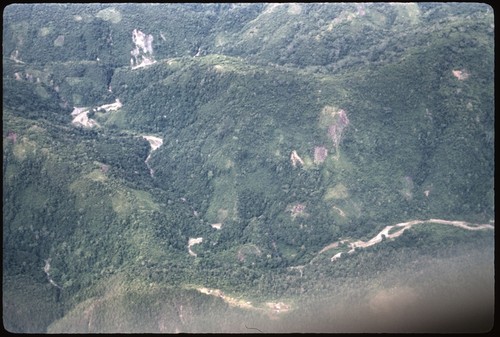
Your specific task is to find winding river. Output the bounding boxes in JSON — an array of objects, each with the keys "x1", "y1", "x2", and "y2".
[{"x1": 315, "y1": 218, "x2": 494, "y2": 262}]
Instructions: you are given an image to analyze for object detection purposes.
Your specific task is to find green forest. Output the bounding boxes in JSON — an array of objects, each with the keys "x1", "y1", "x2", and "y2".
[{"x1": 3, "y1": 3, "x2": 494, "y2": 333}]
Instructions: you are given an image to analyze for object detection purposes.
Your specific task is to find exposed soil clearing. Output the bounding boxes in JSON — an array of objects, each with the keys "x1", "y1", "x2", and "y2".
[
  {"x1": 452, "y1": 69, "x2": 470, "y2": 80},
  {"x1": 71, "y1": 99, "x2": 122, "y2": 128},
  {"x1": 142, "y1": 135, "x2": 163, "y2": 151},
  {"x1": 142, "y1": 135, "x2": 163, "y2": 176},
  {"x1": 187, "y1": 237, "x2": 203, "y2": 257},
  {"x1": 97, "y1": 98, "x2": 122, "y2": 112},
  {"x1": 210, "y1": 223, "x2": 222, "y2": 230},
  {"x1": 196, "y1": 287, "x2": 292, "y2": 316},
  {"x1": 290, "y1": 150, "x2": 304, "y2": 167},
  {"x1": 71, "y1": 107, "x2": 98, "y2": 128}
]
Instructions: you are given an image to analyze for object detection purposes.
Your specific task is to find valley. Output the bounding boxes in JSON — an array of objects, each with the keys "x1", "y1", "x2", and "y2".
[{"x1": 3, "y1": 3, "x2": 494, "y2": 333}]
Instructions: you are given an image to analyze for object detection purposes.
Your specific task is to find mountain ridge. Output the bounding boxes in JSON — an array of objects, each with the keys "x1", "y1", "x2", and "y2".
[{"x1": 3, "y1": 3, "x2": 494, "y2": 333}]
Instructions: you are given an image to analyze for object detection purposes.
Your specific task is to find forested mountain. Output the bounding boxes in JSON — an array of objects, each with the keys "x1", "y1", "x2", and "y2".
[{"x1": 3, "y1": 3, "x2": 494, "y2": 333}]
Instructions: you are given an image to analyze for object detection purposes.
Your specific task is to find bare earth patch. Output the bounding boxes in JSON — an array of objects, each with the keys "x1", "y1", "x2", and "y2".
[
  {"x1": 290, "y1": 150, "x2": 304, "y2": 167},
  {"x1": 210, "y1": 223, "x2": 222, "y2": 230},
  {"x1": 187, "y1": 237, "x2": 203, "y2": 257},
  {"x1": 142, "y1": 136, "x2": 163, "y2": 176},
  {"x1": 71, "y1": 108, "x2": 98, "y2": 128},
  {"x1": 142, "y1": 136, "x2": 163, "y2": 151},
  {"x1": 195, "y1": 287, "x2": 292, "y2": 317},
  {"x1": 452, "y1": 69, "x2": 469, "y2": 80}
]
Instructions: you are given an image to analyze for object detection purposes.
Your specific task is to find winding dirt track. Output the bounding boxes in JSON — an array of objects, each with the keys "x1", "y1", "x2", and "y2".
[{"x1": 315, "y1": 219, "x2": 494, "y2": 262}]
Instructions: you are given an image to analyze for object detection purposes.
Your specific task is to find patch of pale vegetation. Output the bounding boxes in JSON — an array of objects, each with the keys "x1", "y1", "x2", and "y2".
[
  {"x1": 367, "y1": 8, "x2": 388, "y2": 27},
  {"x1": 213, "y1": 64, "x2": 225, "y2": 73},
  {"x1": 287, "y1": 3, "x2": 302, "y2": 15},
  {"x1": 66, "y1": 77, "x2": 84, "y2": 86},
  {"x1": 201, "y1": 54, "x2": 259, "y2": 75},
  {"x1": 332, "y1": 205, "x2": 346, "y2": 217},
  {"x1": 330, "y1": 10, "x2": 358, "y2": 29},
  {"x1": 12, "y1": 137, "x2": 37, "y2": 161},
  {"x1": 72, "y1": 94, "x2": 83, "y2": 105},
  {"x1": 302, "y1": 155, "x2": 314, "y2": 169},
  {"x1": 53, "y1": 35, "x2": 65, "y2": 47},
  {"x1": 87, "y1": 169, "x2": 108, "y2": 182},
  {"x1": 95, "y1": 7, "x2": 122, "y2": 24},
  {"x1": 35, "y1": 85, "x2": 50, "y2": 99},
  {"x1": 237, "y1": 244, "x2": 262, "y2": 260},
  {"x1": 319, "y1": 105, "x2": 342, "y2": 128},
  {"x1": 205, "y1": 177, "x2": 238, "y2": 225},
  {"x1": 238, "y1": 243, "x2": 262, "y2": 256},
  {"x1": 209, "y1": 60, "x2": 242, "y2": 74},
  {"x1": 315, "y1": 6, "x2": 368, "y2": 41},
  {"x1": 324, "y1": 183, "x2": 349, "y2": 201},
  {"x1": 111, "y1": 186, "x2": 160, "y2": 216},
  {"x1": 68, "y1": 176, "x2": 87, "y2": 195},
  {"x1": 205, "y1": 149, "x2": 234, "y2": 172},
  {"x1": 224, "y1": 158, "x2": 235, "y2": 169},
  {"x1": 111, "y1": 190, "x2": 132, "y2": 218},
  {"x1": 392, "y1": 2, "x2": 421, "y2": 25},
  {"x1": 263, "y1": 3, "x2": 284, "y2": 15},
  {"x1": 214, "y1": 33, "x2": 229, "y2": 48},
  {"x1": 217, "y1": 208, "x2": 229, "y2": 222},
  {"x1": 28, "y1": 125, "x2": 46, "y2": 133},
  {"x1": 399, "y1": 176, "x2": 414, "y2": 201},
  {"x1": 39, "y1": 27, "x2": 51, "y2": 37},
  {"x1": 68, "y1": 172, "x2": 112, "y2": 212},
  {"x1": 131, "y1": 189, "x2": 160, "y2": 212}
]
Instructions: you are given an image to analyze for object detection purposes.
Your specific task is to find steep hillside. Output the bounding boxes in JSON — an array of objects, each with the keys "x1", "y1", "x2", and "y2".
[{"x1": 3, "y1": 3, "x2": 494, "y2": 333}]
